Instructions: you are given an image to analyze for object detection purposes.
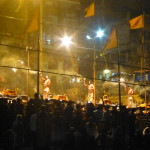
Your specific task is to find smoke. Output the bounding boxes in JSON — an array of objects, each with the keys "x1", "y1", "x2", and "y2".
[
  {"x1": 2, "y1": 56, "x2": 17, "y2": 66},
  {"x1": 134, "y1": 85, "x2": 150, "y2": 95}
]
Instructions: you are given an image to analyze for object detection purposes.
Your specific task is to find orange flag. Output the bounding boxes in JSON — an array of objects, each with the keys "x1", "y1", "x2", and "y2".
[
  {"x1": 104, "y1": 27, "x2": 118, "y2": 50},
  {"x1": 84, "y1": 2, "x2": 94, "y2": 18},
  {"x1": 20, "y1": 10, "x2": 39, "y2": 39},
  {"x1": 26, "y1": 10, "x2": 39, "y2": 32},
  {"x1": 129, "y1": 15, "x2": 143, "y2": 29}
]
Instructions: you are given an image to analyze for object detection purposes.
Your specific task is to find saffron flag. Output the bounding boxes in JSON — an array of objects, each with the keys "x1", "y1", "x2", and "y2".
[
  {"x1": 27, "y1": 10, "x2": 39, "y2": 32},
  {"x1": 104, "y1": 27, "x2": 118, "y2": 50},
  {"x1": 129, "y1": 15, "x2": 143, "y2": 29},
  {"x1": 84, "y1": 2, "x2": 94, "y2": 18}
]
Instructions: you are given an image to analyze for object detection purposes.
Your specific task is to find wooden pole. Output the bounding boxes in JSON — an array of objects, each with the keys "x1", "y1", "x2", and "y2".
[
  {"x1": 37, "y1": 0, "x2": 43, "y2": 98},
  {"x1": 93, "y1": 40, "x2": 96, "y2": 106},
  {"x1": 27, "y1": 48, "x2": 30, "y2": 98}
]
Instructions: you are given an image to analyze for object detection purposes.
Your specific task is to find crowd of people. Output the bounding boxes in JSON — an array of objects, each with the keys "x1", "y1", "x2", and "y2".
[{"x1": 0, "y1": 95, "x2": 150, "y2": 150}]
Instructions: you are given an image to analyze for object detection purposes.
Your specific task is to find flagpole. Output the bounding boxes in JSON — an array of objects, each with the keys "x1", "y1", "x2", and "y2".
[
  {"x1": 140, "y1": 11, "x2": 147, "y2": 112},
  {"x1": 93, "y1": 40, "x2": 96, "y2": 106},
  {"x1": 142, "y1": 11, "x2": 147, "y2": 113},
  {"x1": 143, "y1": 12, "x2": 147, "y2": 113},
  {"x1": 27, "y1": 48, "x2": 30, "y2": 98},
  {"x1": 116, "y1": 25, "x2": 122, "y2": 108},
  {"x1": 93, "y1": 0, "x2": 96, "y2": 106},
  {"x1": 37, "y1": 0, "x2": 43, "y2": 98},
  {"x1": 84, "y1": 1, "x2": 96, "y2": 105},
  {"x1": 141, "y1": 12, "x2": 145, "y2": 84}
]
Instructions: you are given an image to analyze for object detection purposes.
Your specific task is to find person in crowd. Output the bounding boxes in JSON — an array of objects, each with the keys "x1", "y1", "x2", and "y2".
[
  {"x1": 142, "y1": 123, "x2": 150, "y2": 150},
  {"x1": 64, "y1": 101, "x2": 74, "y2": 123},
  {"x1": 51, "y1": 107, "x2": 67, "y2": 149},
  {"x1": 93, "y1": 105, "x2": 103, "y2": 133},
  {"x1": 16, "y1": 98, "x2": 24, "y2": 116},
  {"x1": 111, "y1": 106, "x2": 120, "y2": 126},
  {"x1": 73, "y1": 104, "x2": 83, "y2": 129},
  {"x1": 1, "y1": 96, "x2": 150, "y2": 150},
  {"x1": 128, "y1": 109, "x2": 136, "y2": 140},
  {"x1": 108, "y1": 121, "x2": 122, "y2": 150},
  {"x1": 85, "y1": 117, "x2": 99, "y2": 140},
  {"x1": 30, "y1": 107, "x2": 38, "y2": 150},
  {"x1": 12, "y1": 114, "x2": 24, "y2": 150},
  {"x1": 36, "y1": 105, "x2": 49, "y2": 150},
  {"x1": 86, "y1": 102, "x2": 95, "y2": 118},
  {"x1": 101, "y1": 105, "x2": 111, "y2": 132},
  {"x1": 120, "y1": 106, "x2": 129, "y2": 141}
]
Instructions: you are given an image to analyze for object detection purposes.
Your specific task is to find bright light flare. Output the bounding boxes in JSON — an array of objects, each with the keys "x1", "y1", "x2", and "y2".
[
  {"x1": 120, "y1": 77, "x2": 125, "y2": 82},
  {"x1": 17, "y1": 60, "x2": 24, "y2": 65},
  {"x1": 86, "y1": 35, "x2": 92, "y2": 40},
  {"x1": 61, "y1": 35, "x2": 72, "y2": 47},
  {"x1": 12, "y1": 68, "x2": 17, "y2": 72},
  {"x1": 47, "y1": 39, "x2": 51, "y2": 44},
  {"x1": 96, "y1": 29, "x2": 104, "y2": 38},
  {"x1": 104, "y1": 69, "x2": 110, "y2": 74},
  {"x1": 77, "y1": 77, "x2": 80, "y2": 83},
  {"x1": 72, "y1": 78, "x2": 75, "y2": 82}
]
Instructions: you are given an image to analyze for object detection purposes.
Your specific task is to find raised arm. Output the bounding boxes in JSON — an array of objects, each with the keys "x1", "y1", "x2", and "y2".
[
  {"x1": 84, "y1": 78, "x2": 88, "y2": 87},
  {"x1": 40, "y1": 72, "x2": 45, "y2": 81}
]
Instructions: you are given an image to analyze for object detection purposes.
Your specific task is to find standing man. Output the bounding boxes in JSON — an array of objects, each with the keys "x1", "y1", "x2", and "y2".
[
  {"x1": 84, "y1": 78, "x2": 94, "y2": 103},
  {"x1": 40, "y1": 73, "x2": 51, "y2": 100},
  {"x1": 125, "y1": 85, "x2": 134, "y2": 108}
]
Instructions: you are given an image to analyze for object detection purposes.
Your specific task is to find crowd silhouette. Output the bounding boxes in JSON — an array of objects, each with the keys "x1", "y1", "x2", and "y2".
[{"x1": 0, "y1": 95, "x2": 150, "y2": 150}]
